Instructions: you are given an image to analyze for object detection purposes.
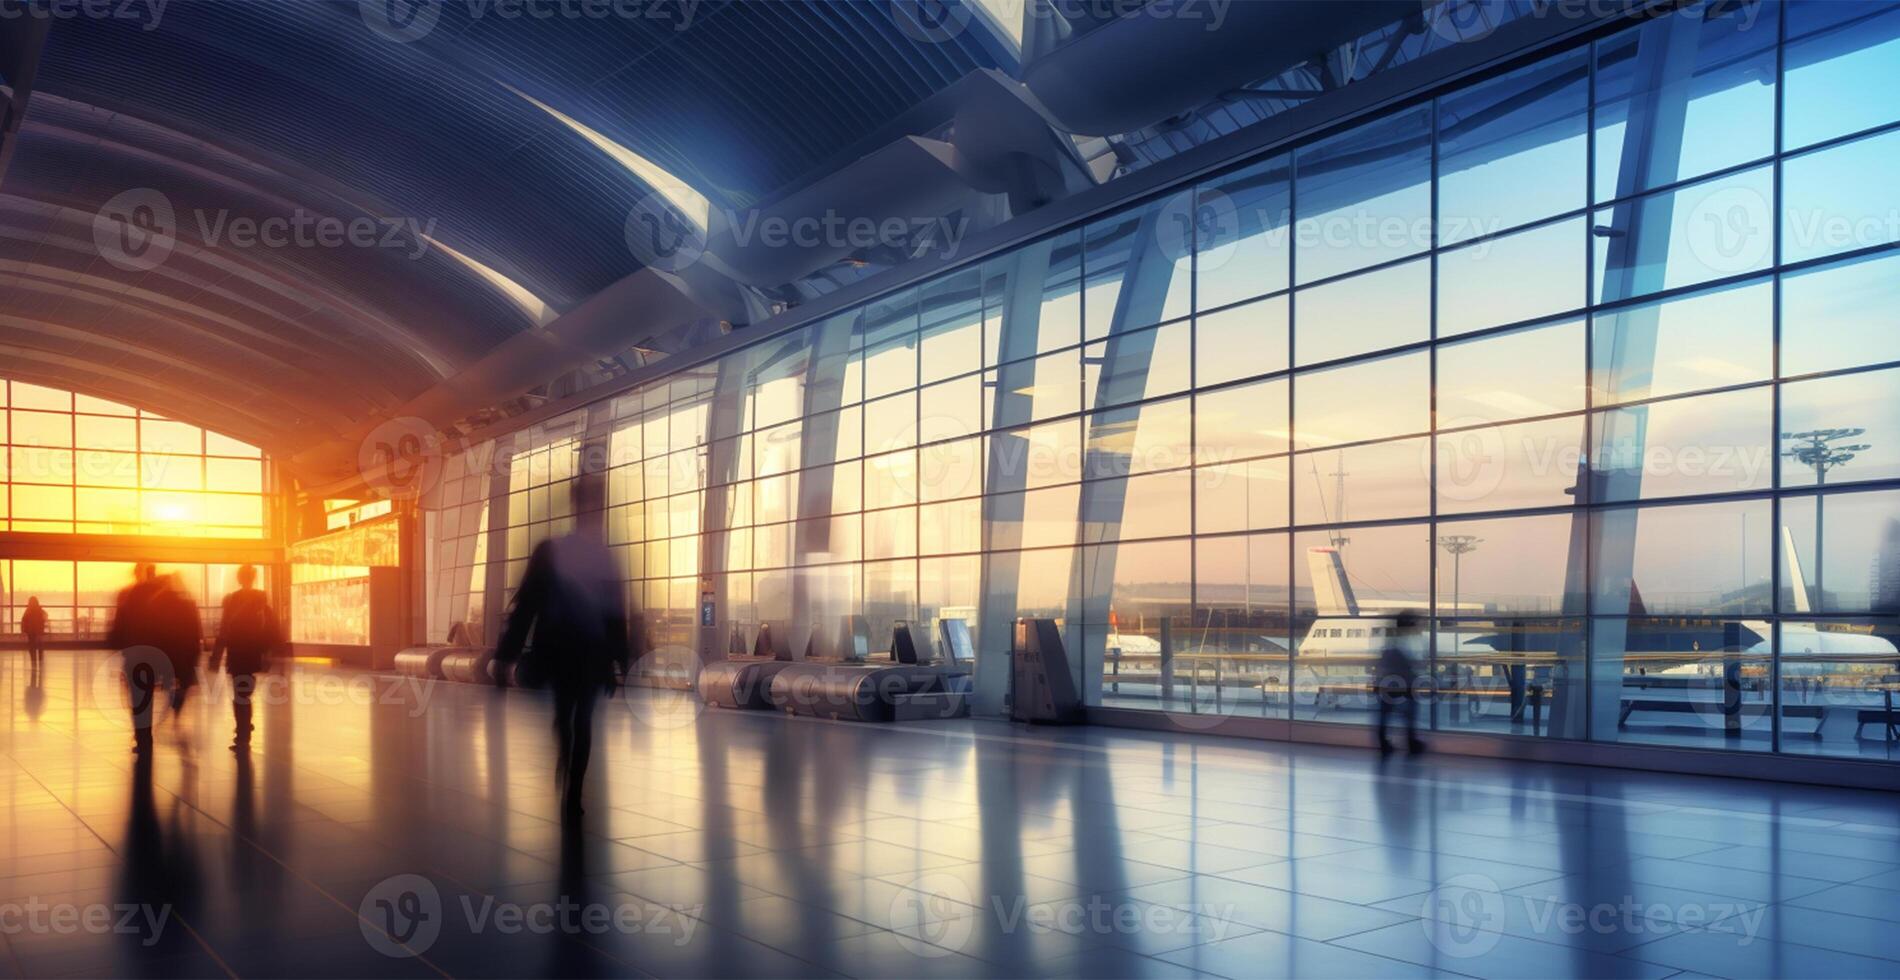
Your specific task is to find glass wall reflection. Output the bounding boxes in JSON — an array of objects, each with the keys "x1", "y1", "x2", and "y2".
[{"x1": 419, "y1": 2, "x2": 1900, "y2": 765}]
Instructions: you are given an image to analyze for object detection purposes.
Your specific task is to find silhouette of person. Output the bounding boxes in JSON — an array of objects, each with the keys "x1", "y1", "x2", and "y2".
[
  {"x1": 210, "y1": 565, "x2": 282, "y2": 752},
  {"x1": 107, "y1": 563, "x2": 169, "y2": 754},
  {"x1": 152, "y1": 573, "x2": 203, "y2": 720},
  {"x1": 1376, "y1": 610, "x2": 1426, "y2": 755},
  {"x1": 20, "y1": 596, "x2": 48, "y2": 674},
  {"x1": 493, "y1": 478, "x2": 630, "y2": 818}
]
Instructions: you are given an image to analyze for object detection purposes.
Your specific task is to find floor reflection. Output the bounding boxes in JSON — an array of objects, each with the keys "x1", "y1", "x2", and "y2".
[{"x1": 1, "y1": 650, "x2": 1897, "y2": 978}]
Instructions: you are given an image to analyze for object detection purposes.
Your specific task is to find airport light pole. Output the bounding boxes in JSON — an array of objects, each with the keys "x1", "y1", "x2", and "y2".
[
  {"x1": 1437, "y1": 534, "x2": 1482, "y2": 655},
  {"x1": 1782, "y1": 428, "x2": 1869, "y2": 607}
]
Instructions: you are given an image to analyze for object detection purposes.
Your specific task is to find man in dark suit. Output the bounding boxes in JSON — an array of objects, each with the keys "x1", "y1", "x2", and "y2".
[
  {"x1": 210, "y1": 565, "x2": 282, "y2": 752},
  {"x1": 493, "y1": 478, "x2": 630, "y2": 818},
  {"x1": 107, "y1": 564, "x2": 168, "y2": 755}
]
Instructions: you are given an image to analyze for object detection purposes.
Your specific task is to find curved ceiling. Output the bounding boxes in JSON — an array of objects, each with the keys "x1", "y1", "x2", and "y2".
[{"x1": 0, "y1": 0, "x2": 1013, "y2": 465}]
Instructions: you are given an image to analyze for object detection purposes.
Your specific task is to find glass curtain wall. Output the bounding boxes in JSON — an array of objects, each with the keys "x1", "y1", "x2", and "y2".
[
  {"x1": 424, "y1": 1, "x2": 1900, "y2": 763},
  {"x1": 1, "y1": 378, "x2": 268, "y2": 537}
]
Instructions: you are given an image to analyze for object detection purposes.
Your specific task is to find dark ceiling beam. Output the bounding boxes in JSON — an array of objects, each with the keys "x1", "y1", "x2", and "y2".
[{"x1": 0, "y1": 13, "x2": 48, "y2": 187}]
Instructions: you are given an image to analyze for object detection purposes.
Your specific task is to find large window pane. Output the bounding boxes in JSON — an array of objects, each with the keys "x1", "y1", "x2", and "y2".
[
  {"x1": 1783, "y1": 4, "x2": 1900, "y2": 149},
  {"x1": 1593, "y1": 8, "x2": 1776, "y2": 201},
  {"x1": 1294, "y1": 257, "x2": 1428, "y2": 365},
  {"x1": 988, "y1": 348, "x2": 1080, "y2": 428},
  {"x1": 1436, "y1": 415, "x2": 1588, "y2": 515},
  {"x1": 1437, "y1": 48, "x2": 1588, "y2": 245},
  {"x1": 1590, "y1": 617, "x2": 1774, "y2": 751},
  {"x1": 985, "y1": 485, "x2": 1081, "y2": 551},
  {"x1": 919, "y1": 268, "x2": 983, "y2": 385},
  {"x1": 1591, "y1": 387, "x2": 1773, "y2": 501},
  {"x1": 1195, "y1": 378, "x2": 1289, "y2": 464},
  {"x1": 1590, "y1": 499, "x2": 1771, "y2": 615},
  {"x1": 1195, "y1": 295, "x2": 1287, "y2": 388},
  {"x1": 988, "y1": 419, "x2": 1081, "y2": 492},
  {"x1": 1082, "y1": 539, "x2": 1192, "y2": 710},
  {"x1": 1293, "y1": 351, "x2": 1429, "y2": 449},
  {"x1": 1195, "y1": 156, "x2": 1291, "y2": 310},
  {"x1": 1294, "y1": 105, "x2": 1431, "y2": 284},
  {"x1": 1292, "y1": 437, "x2": 1430, "y2": 526},
  {"x1": 1782, "y1": 128, "x2": 1900, "y2": 263},
  {"x1": 1437, "y1": 219, "x2": 1586, "y2": 337},
  {"x1": 1187, "y1": 532, "x2": 1292, "y2": 720},
  {"x1": 1196, "y1": 457, "x2": 1290, "y2": 534},
  {"x1": 989, "y1": 230, "x2": 1083, "y2": 361},
  {"x1": 1437, "y1": 319, "x2": 1585, "y2": 426},
  {"x1": 1779, "y1": 367, "x2": 1900, "y2": 488},
  {"x1": 1593, "y1": 166, "x2": 1774, "y2": 303},
  {"x1": 1290, "y1": 523, "x2": 1430, "y2": 726},
  {"x1": 1084, "y1": 320, "x2": 1191, "y2": 408},
  {"x1": 1777, "y1": 619, "x2": 1900, "y2": 762},
  {"x1": 1591, "y1": 278, "x2": 1772, "y2": 404},
  {"x1": 1434, "y1": 619, "x2": 1585, "y2": 738},
  {"x1": 1780, "y1": 250, "x2": 1900, "y2": 377},
  {"x1": 1083, "y1": 397, "x2": 1192, "y2": 480},
  {"x1": 1079, "y1": 470, "x2": 1193, "y2": 544},
  {"x1": 1083, "y1": 194, "x2": 1193, "y2": 340},
  {"x1": 1435, "y1": 513, "x2": 1585, "y2": 616},
  {"x1": 1779, "y1": 489, "x2": 1900, "y2": 614}
]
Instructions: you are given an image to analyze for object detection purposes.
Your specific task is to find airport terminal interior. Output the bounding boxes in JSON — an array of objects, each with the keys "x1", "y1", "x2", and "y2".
[{"x1": 1, "y1": 0, "x2": 1899, "y2": 977}]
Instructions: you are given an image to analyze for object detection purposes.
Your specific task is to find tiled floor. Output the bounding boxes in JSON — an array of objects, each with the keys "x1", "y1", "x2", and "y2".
[{"x1": 3, "y1": 651, "x2": 1898, "y2": 979}]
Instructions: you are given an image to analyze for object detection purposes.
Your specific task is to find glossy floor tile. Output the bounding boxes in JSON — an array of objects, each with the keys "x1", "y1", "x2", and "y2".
[{"x1": 2, "y1": 651, "x2": 1898, "y2": 979}]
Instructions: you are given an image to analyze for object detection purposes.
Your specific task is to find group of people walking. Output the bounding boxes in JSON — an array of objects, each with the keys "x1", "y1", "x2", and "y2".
[{"x1": 100, "y1": 563, "x2": 283, "y2": 754}]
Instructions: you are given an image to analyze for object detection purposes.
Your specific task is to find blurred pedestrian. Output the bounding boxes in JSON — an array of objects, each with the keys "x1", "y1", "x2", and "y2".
[
  {"x1": 1376, "y1": 611, "x2": 1426, "y2": 755},
  {"x1": 20, "y1": 597, "x2": 48, "y2": 673},
  {"x1": 210, "y1": 565, "x2": 281, "y2": 752},
  {"x1": 107, "y1": 564, "x2": 168, "y2": 754},
  {"x1": 152, "y1": 573, "x2": 203, "y2": 719},
  {"x1": 493, "y1": 478, "x2": 630, "y2": 818}
]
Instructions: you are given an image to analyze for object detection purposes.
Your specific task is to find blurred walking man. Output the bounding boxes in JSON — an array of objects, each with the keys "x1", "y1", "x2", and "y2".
[
  {"x1": 210, "y1": 566, "x2": 282, "y2": 752},
  {"x1": 494, "y1": 478, "x2": 630, "y2": 818}
]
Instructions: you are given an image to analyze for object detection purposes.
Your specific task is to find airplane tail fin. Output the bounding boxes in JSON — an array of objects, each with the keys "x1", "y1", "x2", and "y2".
[
  {"x1": 1781, "y1": 523, "x2": 1812, "y2": 614},
  {"x1": 1307, "y1": 547, "x2": 1359, "y2": 617}
]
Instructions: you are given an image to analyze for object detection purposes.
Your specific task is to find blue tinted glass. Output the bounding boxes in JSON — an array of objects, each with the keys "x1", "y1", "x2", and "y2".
[
  {"x1": 1293, "y1": 351, "x2": 1430, "y2": 449},
  {"x1": 1195, "y1": 295, "x2": 1288, "y2": 388},
  {"x1": 1293, "y1": 105, "x2": 1431, "y2": 284},
  {"x1": 1196, "y1": 156, "x2": 1291, "y2": 309},
  {"x1": 1437, "y1": 319, "x2": 1586, "y2": 426},
  {"x1": 1437, "y1": 48, "x2": 1588, "y2": 244},
  {"x1": 1292, "y1": 437, "x2": 1430, "y2": 526},
  {"x1": 1083, "y1": 195, "x2": 1194, "y2": 340},
  {"x1": 1592, "y1": 278, "x2": 1772, "y2": 403},
  {"x1": 1436, "y1": 415, "x2": 1588, "y2": 516},
  {"x1": 1591, "y1": 387, "x2": 1774, "y2": 502},
  {"x1": 1594, "y1": 5, "x2": 1776, "y2": 201},
  {"x1": 1780, "y1": 250, "x2": 1900, "y2": 376},
  {"x1": 1782, "y1": 128, "x2": 1900, "y2": 263},
  {"x1": 1594, "y1": 166, "x2": 1773, "y2": 303},
  {"x1": 1294, "y1": 258, "x2": 1428, "y2": 365},
  {"x1": 1783, "y1": 3, "x2": 1900, "y2": 148},
  {"x1": 1437, "y1": 218, "x2": 1587, "y2": 337},
  {"x1": 1779, "y1": 490, "x2": 1900, "y2": 614},
  {"x1": 1591, "y1": 499, "x2": 1772, "y2": 614},
  {"x1": 1780, "y1": 368, "x2": 1900, "y2": 488}
]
